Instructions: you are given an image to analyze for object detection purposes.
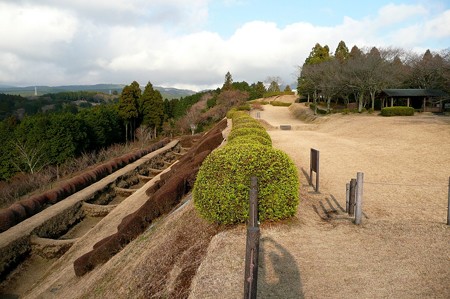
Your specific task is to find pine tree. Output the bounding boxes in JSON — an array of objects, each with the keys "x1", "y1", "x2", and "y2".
[
  {"x1": 305, "y1": 43, "x2": 331, "y2": 65},
  {"x1": 335, "y1": 40, "x2": 349, "y2": 62},
  {"x1": 118, "y1": 81, "x2": 140, "y2": 142},
  {"x1": 139, "y1": 81, "x2": 164, "y2": 138},
  {"x1": 222, "y1": 71, "x2": 233, "y2": 90}
]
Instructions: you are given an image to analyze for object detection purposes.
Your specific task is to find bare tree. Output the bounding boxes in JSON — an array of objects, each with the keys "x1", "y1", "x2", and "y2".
[{"x1": 11, "y1": 139, "x2": 47, "y2": 174}]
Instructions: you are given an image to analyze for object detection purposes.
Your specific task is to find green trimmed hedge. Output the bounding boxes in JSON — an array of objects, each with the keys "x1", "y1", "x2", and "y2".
[
  {"x1": 193, "y1": 110, "x2": 299, "y2": 224},
  {"x1": 193, "y1": 143, "x2": 299, "y2": 224},
  {"x1": 227, "y1": 127, "x2": 271, "y2": 144},
  {"x1": 271, "y1": 101, "x2": 292, "y2": 107},
  {"x1": 381, "y1": 106, "x2": 414, "y2": 116},
  {"x1": 232, "y1": 121, "x2": 265, "y2": 130},
  {"x1": 227, "y1": 135, "x2": 272, "y2": 147}
]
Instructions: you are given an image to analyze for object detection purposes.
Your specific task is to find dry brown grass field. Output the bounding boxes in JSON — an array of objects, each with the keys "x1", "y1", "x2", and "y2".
[{"x1": 191, "y1": 97, "x2": 450, "y2": 298}]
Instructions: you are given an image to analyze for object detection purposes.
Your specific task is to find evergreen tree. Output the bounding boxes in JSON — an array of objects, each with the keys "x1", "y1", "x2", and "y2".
[
  {"x1": 249, "y1": 81, "x2": 266, "y2": 100},
  {"x1": 349, "y1": 45, "x2": 363, "y2": 59},
  {"x1": 284, "y1": 85, "x2": 292, "y2": 93},
  {"x1": 335, "y1": 40, "x2": 349, "y2": 62},
  {"x1": 268, "y1": 81, "x2": 281, "y2": 93},
  {"x1": 139, "y1": 81, "x2": 164, "y2": 138},
  {"x1": 305, "y1": 43, "x2": 331, "y2": 65},
  {"x1": 118, "y1": 81, "x2": 140, "y2": 142},
  {"x1": 222, "y1": 71, "x2": 233, "y2": 90}
]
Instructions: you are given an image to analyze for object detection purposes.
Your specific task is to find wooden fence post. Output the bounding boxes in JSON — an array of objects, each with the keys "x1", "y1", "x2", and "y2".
[
  {"x1": 346, "y1": 183, "x2": 350, "y2": 213},
  {"x1": 310, "y1": 149, "x2": 320, "y2": 192},
  {"x1": 349, "y1": 179, "x2": 356, "y2": 216},
  {"x1": 244, "y1": 177, "x2": 260, "y2": 299},
  {"x1": 447, "y1": 177, "x2": 450, "y2": 226},
  {"x1": 355, "y1": 172, "x2": 364, "y2": 225}
]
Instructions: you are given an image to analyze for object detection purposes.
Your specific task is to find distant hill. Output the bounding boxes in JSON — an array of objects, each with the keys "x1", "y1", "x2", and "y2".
[{"x1": 0, "y1": 84, "x2": 196, "y2": 100}]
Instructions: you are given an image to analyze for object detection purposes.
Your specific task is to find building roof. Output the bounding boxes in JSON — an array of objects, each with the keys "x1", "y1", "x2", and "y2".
[{"x1": 381, "y1": 89, "x2": 448, "y2": 97}]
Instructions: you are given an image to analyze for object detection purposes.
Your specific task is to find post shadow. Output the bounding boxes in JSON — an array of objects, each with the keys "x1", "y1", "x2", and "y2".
[{"x1": 258, "y1": 237, "x2": 304, "y2": 299}]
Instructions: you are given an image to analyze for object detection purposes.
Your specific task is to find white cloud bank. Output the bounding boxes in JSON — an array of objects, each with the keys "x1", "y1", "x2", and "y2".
[{"x1": 0, "y1": 1, "x2": 449, "y2": 90}]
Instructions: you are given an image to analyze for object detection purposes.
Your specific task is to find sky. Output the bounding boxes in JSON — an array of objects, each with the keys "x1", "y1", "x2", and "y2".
[{"x1": 0, "y1": 0, "x2": 449, "y2": 91}]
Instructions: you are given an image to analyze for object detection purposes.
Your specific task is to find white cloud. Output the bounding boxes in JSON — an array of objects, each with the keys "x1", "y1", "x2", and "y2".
[
  {"x1": 0, "y1": 3, "x2": 78, "y2": 59},
  {"x1": 376, "y1": 3, "x2": 427, "y2": 26},
  {"x1": 0, "y1": 1, "x2": 448, "y2": 89}
]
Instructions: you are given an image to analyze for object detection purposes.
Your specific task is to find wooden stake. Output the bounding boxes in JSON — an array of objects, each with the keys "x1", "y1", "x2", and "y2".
[
  {"x1": 447, "y1": 177, "x2": 450, "y2": 226},
  {"x1": 244, "y1": 176, "x2": 260, "y2": 299},
  {"x1": 355, "y1": 172, "x2": 364, "y2": 225},
  {"x1": 349, "y1": 179, "x2": 356, "y2": 216},
  {"x1": 346, "y1": 183, "x2": 350, "y2": 213}
]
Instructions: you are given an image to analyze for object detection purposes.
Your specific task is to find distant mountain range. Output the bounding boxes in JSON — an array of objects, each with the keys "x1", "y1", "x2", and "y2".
[{"x1": 0, "y1": 84, "x2": 196, "y2": 99}]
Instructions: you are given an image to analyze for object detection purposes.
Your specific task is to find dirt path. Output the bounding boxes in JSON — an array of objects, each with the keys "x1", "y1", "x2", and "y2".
[{"x1": 191, "y1": 102, "x2": 450, "y2": 298}]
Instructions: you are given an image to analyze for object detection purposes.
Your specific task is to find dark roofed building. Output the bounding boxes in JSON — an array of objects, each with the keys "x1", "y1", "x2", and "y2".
[{"x1": 380, "y1": 89, "x2": 449, "y2": 112}]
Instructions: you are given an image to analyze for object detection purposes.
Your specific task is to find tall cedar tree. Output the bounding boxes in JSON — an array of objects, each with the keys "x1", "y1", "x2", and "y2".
[
  {"x1": 139, "y1": 82, "x2": 164, "y2": 137},
  {"x1": 222, "y1": 71, "x2": 233, "y2": 90},
  {"x1": 335, "y1": 40, "x2": 350, "y2": 62},
  {"x1": 118, "y1": 81, "x2": 140, "y2": 142}
]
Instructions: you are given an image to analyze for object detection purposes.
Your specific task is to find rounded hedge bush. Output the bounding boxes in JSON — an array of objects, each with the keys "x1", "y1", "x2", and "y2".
[
  {"x1": 227, "y1": 127, "x2": 271, "y2": 144},
  {"x1": 193, "y1": 143, "x2": 299, "y2": 224},
  {"x1": 227, "y1": 134, "x2": 272, "y2": 147},
  {"x1": 232, "y1": 121, "x2": 265, "y2": 130},
  {"x1": 380, "y1": 106, "x2": 415, "y2": 116}
]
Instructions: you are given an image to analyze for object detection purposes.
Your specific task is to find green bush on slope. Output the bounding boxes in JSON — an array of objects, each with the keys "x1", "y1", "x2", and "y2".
[
  {"x1": 193, "y1": 143, "x2": 299, "y2": 224},
  {"x1": 193, "y1": 111, "x2": 299, "y2": 224}
]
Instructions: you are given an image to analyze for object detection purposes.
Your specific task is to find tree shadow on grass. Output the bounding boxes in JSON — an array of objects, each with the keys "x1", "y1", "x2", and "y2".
[{"x1": 258, "y1": 237, "x2": 304, "y2": 299}]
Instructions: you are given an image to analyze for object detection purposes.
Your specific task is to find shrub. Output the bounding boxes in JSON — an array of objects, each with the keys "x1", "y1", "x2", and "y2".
[
  {"x1": 227, "y1": 135, "x2": 272, "y2": 147},
  {"x1": 309, "y1": 103, "x2": 327, "y2": 114},
  {"x1": 227, "y1": 127, "x2": 271, "y2": 144},
  {"x1": 193, "y1": 143, "x2": 299, "y2": 224},
  {"x1": 271, "y1": 101, "x2": 292, "y2": 107},
  {"x1": 226, "y1": 108, "x2": 238, "y2": 119},
  {"x1": 232, "y1": 121, "x2": 264, "y2": 130},
  {"x1": 236, "y1": 103, "x2": 251, "y2": 111},
  {"x1": 381, "y1": 106, "x2": 414, "y2": 116}
]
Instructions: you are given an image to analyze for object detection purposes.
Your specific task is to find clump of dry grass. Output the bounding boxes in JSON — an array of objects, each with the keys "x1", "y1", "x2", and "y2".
[
  {"x1": 136, "y1": 204, "x2": 223, "y2": 298},
  {"x1": 289, "y1": 103, "x2": 319, "y2": 122}
]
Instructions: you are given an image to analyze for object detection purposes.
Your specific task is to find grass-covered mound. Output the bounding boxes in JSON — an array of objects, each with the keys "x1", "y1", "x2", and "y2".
[
  {"x1": 193, "y1": 111, "x2": 299, "y2": 224},
  {"x1": 381, "y1": 106, "x2": 415, "y2": 116}
]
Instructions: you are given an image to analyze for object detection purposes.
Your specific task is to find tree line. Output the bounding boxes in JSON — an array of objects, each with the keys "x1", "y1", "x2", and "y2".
[
  {"x1": 0, "y1": 81, "x2": 218, "y2": 181},
  {"x1": 297, "y1": 41, "x2": 450, "y2": 112}
]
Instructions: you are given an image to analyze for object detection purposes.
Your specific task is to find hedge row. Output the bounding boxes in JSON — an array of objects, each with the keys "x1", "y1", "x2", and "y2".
[
  {"x1": 73, "y1": 119, "x2": 227, "y2": 276},
  {"x1": 193, "y1": 111, "x2": 299, "y2": 224},
  {"x1": 0, "y1": 139, "x2": 170, "y2": 233},
  {"x1": 380, "y1": 106, "x2": 415, "y2": 116}
]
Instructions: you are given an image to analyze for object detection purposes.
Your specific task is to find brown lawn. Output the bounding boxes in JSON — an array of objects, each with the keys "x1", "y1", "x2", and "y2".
[{"x1": 190, "y1": 98, "x2": 450, "y2": 299}]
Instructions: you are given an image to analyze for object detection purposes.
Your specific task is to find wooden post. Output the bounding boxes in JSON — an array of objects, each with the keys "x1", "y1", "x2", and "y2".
[
  {"x1": 407, "y1": 97, "x2": 410, "y2": 107},
  {"x1": 244, "y1": 177, "x2": 260, "y2": 299},
  {"x1": 447, "y1": 177, "x2": 450, "y2": 226},
  {"x1": 391, "y1": 97, "x2": 394, "y2": 107},
  {"x1": 346, "y1": 183, "x2": 350, "y2": 213},
  {"x1": 310, "y1": 149, "x2": 320, "y2": 192},
  {"x1": 315, "y1": 150, "x2": 319, "y2": 192},
  {"x1": 249, "y1": 177, "x2": 258, "y2": 227},
  {"x1": 355, "y1": 172, "x2": 364, "y2": 225},
  {"x1": 349, "y1": 179, "x2": 356, "y2": 216}
]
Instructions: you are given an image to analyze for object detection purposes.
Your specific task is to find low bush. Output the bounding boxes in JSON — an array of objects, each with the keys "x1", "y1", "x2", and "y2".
[
  {"x1": 193, "y1": 143, "x2": 299, "y2": 224},
  {"x1": 309, "y1": 103, "x2": 327, "y2": 114},
  {"x1": 271, "y1": 101, "x2": 292, "y2": 107},
  {"x1": 227, "y1": 127, "x2": 271, "y2": 144},
  {"x1": 236, "y1": 103, "x2": 251, "y2": 111},
  {"x1": 231, "y1": 121, "x2": 265, "y2": 130},
  {"x1": 227, "y1": 135, "x2": 272, "y2": 147},
  {"x1": 381, "y1": 106, "x2": 415, "y2": 116}
]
